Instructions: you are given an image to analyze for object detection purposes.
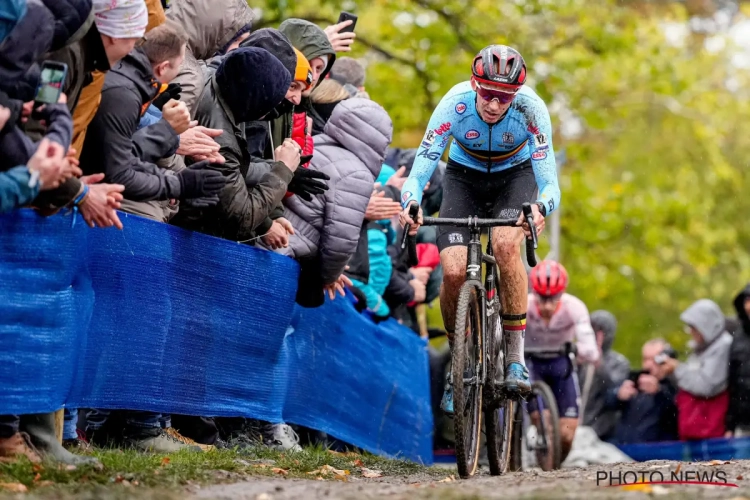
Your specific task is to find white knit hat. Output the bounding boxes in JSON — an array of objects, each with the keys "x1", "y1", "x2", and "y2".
[{"x1": 93, "y1": 0, "x2": 148, "y2": 39}]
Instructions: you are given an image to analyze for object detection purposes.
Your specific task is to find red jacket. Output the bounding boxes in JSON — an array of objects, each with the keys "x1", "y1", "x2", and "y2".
[{"x1": 285, "y1": 110, "x2": 313, "y2": 198}]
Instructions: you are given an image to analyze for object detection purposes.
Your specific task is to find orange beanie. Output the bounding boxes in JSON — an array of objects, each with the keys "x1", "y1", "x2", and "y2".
[{"x1": 293, "y1": 48, "x2": 313, "y2": 89}]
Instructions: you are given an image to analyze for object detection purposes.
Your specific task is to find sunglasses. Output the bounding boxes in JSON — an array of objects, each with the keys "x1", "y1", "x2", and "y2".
[
  {"x1": 535, "y1": 292, "x2": 562, "y2": 304},
  {"x1": 475, "y1": 81, "x2": 518, "y2": 104}
]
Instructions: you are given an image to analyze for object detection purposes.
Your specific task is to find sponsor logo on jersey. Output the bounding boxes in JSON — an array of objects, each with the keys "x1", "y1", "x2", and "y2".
[
  {"x1": 531, "y1": 150, "x2": 547, "y2": 161},
  {"x1": 455, "y1": 102, "x2": 467, "y2": 114},
  {"x1": 527, "y1": 123, "x2": 540, "y2": 135},
  {"x1": 465, "y1": 129, "x2": 480, "y2": 140},
  {"x1": 434, "y1": 122, "x2": 451, "y2": 135},
  {"x1": 502, "y1": 132, "x2": 514, "y2": 144},
  {"x1": 448, "y1": 233, "x2": 464, "y2": 244},
  {"x1": 534, "y1": 133, "x2": 549, "y2": 150},
  {"x1": 418, "y1": 149, "x2": 440, "y2": 160},
  {"x1": 401, "y1": 191, "x2": 412, "y2": 204},
  {"x1": 499, "y1": 208, "x2": 520, "y2": 218},
  {"x1": 422, "y1": 130, "x2": 436, "y2": 146}
]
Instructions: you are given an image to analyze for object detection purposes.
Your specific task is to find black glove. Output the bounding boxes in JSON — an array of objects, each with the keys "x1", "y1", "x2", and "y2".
[
  {"x1": 287, "y1": 168, "x2": 330, "y2": 202},
  {"x1": 152, "y1": 83, "x2": 182, "y2": 110},
  {"x1": 349, "y1": 285, "x2": 368, "y2": 313},
  {"x1": 176, "y1": 160, "x2": 226, "y2": 200},
  {"x1": 183, "y1": 195, "x2": 220, "y2": 208}
]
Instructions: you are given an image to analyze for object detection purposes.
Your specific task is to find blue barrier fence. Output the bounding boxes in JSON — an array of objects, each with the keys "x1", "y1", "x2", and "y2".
[
  {"x1": 619, "y1": 437, "x2": 750, "y2": 462},
  {"x1": 0, "y1": 210, "x2": 433, "y2": 464}
]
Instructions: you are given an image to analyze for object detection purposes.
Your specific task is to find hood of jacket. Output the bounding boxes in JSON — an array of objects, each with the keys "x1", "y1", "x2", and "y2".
[
  {"x1": 278, "y1": 18, "x2": 335, "y2": 84},
  {"x1": 239, "y1": 28, "x2": 297, "y2": 79},
  {"x1": 0, "y1": 0, "x2": 25, "y2": 44},
  {"x1": 590, "y1": 310, "x2": 618, "y2": 353},
  {"x1": 166, "y1": 0, "x2": 254, "y2": 60},
  {"x1": 734, "y1": 283, "x2": 750, "y2": 331},
  {"x1": 215, "y1": 47, "x2": 291, "y2": 123},
  {"x1": 109, "y1": 46, "x2": 159, "y2": 104},
  {"x1": 681, "y1": 298, "x2": 726, "y2": 346},
  {"x1": 0, "y1": 0, "x2": 54, "y2": 100},
  {"x1": 39, "y1": 0, "x2": 93, "y2": 52},
  {"x1": 322, "y1": 98, "x2": 393, "y2": 178}
]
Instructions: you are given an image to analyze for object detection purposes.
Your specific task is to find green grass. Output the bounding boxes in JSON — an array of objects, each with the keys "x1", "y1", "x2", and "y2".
[{"x1": 0, "y1": 445, "x2": 442, "y2": 498}]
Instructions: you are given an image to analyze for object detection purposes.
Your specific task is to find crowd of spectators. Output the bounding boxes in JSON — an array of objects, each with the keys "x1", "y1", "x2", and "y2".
[
  {"x1": 580, "y1": 286, "x2": 750, "y2": 449},
  {"x1": 0, "y1": 0, "x2": 444, "y2": 465}
]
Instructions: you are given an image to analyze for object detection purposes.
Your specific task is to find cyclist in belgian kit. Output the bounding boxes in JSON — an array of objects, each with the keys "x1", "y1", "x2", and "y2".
[{"x1": 399, "y1": 45, "x2": 561, "y2": 412}]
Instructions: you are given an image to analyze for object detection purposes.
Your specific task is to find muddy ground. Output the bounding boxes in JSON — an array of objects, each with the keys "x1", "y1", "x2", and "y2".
[{"x1": 192, "y1": 460, "x2": 750, "y2": 499}]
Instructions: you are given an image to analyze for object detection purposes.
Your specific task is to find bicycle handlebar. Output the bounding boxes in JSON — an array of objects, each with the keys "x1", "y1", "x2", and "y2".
[{"x1": 401, "y1": 202, "x2": 538, "y2": 268}]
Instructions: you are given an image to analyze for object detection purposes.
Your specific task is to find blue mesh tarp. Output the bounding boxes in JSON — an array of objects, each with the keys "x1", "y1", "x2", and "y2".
[
  {"x1": 619, "y1": 437, "x2": 750, "y2": 462},
  {"x1": 0, "y1": 209, "x2": 433, "y2": 463}
]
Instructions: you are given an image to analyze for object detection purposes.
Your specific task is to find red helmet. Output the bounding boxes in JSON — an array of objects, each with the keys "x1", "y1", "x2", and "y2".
[
  {"x1": 530, "y1": 261, "x2": 569, "y2": 297},
  {"x1": 471, "y1": 45, "x2": 527, "y2": 91}
]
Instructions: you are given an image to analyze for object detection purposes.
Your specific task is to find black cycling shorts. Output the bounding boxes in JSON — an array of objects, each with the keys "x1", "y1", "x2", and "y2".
[{"x1": 436, "y1": 159, "x2": 537, "y2": 252}]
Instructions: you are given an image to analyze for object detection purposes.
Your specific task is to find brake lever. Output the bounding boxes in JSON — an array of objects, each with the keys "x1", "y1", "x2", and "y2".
[
  {"x1": 521, "y1": 203, "x2": 538, "y2": 250},
  {"x1": 400, "y1": 202, "x2": 420, "y2": 250}
]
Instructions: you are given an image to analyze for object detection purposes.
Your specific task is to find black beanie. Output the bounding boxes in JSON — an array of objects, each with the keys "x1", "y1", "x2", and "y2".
[
  {"x1": 215, "y1": 47, "x2": 292, "y2": 123},
  {"x1": 239, "y1": 28, "x2": 297, "y2": 79}
]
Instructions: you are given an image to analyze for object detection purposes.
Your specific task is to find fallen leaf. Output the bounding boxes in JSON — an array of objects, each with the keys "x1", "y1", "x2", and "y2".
[
  {"x1": 410, "y1": 483, "x2": 422, "y2": 488},
  {"x1": 133, "y1": 480, "x2": 139, "y2": 486},
  {"x1": 32, "y1": 463, "x2": 44, "y2": 473},
  {"x1": 652, "y1": 485, "x2": 670, "y2": 496},
  {"x1": 0, "y1": 483, "x2": 27, "y2": 493},
  {"x1": 65, "y1": 465, "x2": 76, "y2": 471},
  {"x1": 161, "y1": 457, "x2": 171, "y2": 466},
  {"x1": 353, "y1": 459, "x2": 364, "y2": 467},
  {"x1": 674, "y1": 463, "x2": 682, "y2": 474},
  {"x1": 438, "y1": 476, "x2": 456, "y2": 483},
  {"x1": 271, "y1": 468, "x2": 288, "y2": 476},
  {"x1": 252, "y1": 464, "x2": 271, "y2": 469},
  {"x1": 620, "y1": 483, "x2": 653, "y2": 493},
  {"x1": 33, "y1": 473, "x2": 41, "y2": 482},
  {"x1": 114, "y1": 475, "x2": 124, "y2": 483},
  {"x1": 361, "y1": 468, "x2": 383, "y2": 478},
  {"x1": 737, "y1": 475, "x2": 744, "y2": 480}
]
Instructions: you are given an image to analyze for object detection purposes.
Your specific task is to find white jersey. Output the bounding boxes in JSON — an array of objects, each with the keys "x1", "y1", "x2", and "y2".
[{"x1": 525, "y1": 293, "x2": 600, "y2": 363}]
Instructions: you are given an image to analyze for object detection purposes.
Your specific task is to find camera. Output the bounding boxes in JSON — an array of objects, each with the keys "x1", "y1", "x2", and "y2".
[{"x1": 654, "y1": 345, "x2": 677, "y2": 365}]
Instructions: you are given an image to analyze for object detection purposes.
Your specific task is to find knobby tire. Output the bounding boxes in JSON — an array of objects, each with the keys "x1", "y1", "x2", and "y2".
[{"x1": 452, "y1": 280, "x2": 483, "y2": 478}]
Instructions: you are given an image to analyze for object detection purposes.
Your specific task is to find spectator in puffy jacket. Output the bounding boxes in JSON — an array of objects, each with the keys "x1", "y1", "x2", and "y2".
[
  {"x1": 659, "y1": 299, "x2": 733, "y2": 440},
  {"x1": 726, "y1": 284, "x2": 750, "y2": 437},
  {"x1": 171, "y1": 47, "x2": 299, "y2": 241},
  {"x1": 165, "y1": 0, "x2": 253, "y2": 114},
  {"x1": 580, "y1": 310, "x2": 630, "y2": 442},
  {"x1": 271, "y1": 98, "x2": 393, "y2": 307},
  {"x1": 310, "y1": 79, "x2": 353, "y2": 135}
]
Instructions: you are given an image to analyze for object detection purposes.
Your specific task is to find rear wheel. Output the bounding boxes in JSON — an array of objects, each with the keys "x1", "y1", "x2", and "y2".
[
  {"x1": 452, "y1": 281, "x2": 484, "y2": 479},
  {"x1": 530, "y1": 381, "x2": 562, "y2": 471}
]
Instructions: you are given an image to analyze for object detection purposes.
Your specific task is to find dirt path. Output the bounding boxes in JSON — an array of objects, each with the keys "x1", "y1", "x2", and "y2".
[{"x1": 193, "y1": 461, "x2": 750, "y2": 499}]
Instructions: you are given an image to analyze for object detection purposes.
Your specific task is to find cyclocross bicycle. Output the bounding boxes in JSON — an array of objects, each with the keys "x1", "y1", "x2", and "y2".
[
  {"x1": 404, "y1": 202, "x2": 538, "y2": 478},
  {"x1": 509, "y1": 342, "x2": 576, "y2": 472}
]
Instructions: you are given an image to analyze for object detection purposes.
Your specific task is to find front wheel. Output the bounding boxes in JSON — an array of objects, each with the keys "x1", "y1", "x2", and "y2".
[
  {"x1": 452, "y1": 280, "x2": 484, "y2": 479},
  {"x1": 530, "y1": 381, "x2": 562, "y2": 471}
]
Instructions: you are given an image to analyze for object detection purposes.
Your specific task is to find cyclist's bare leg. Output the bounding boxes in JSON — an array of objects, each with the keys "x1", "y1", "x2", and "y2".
[
  {"x1": 559, "y1": 417, "x2": 577, "y2": 462},
  {"x1": 491, "y1": 226, "x2": 528, "y2": 366},
  {"x1": 439, "y1": 246, "x2": 468, "y2": 338}
]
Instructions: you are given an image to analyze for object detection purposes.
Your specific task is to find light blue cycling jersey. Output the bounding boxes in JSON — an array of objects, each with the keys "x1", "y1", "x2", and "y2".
[{"x1": 401, "y1": 81, "x2": 560, "y2": 215}]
